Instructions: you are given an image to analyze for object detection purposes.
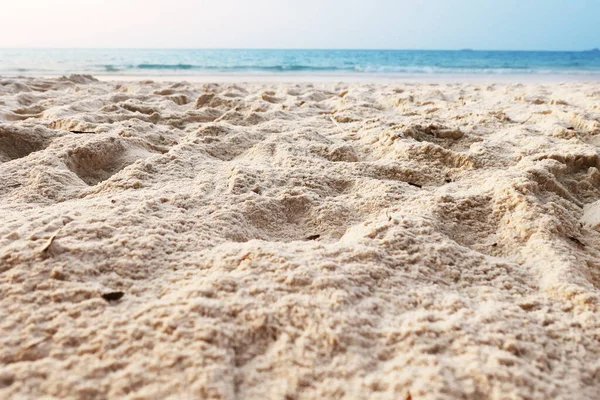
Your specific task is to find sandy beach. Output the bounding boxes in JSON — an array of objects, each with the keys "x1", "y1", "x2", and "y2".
[{"x1": 2, "y1": 75, "x2": 600, "y2": 399}]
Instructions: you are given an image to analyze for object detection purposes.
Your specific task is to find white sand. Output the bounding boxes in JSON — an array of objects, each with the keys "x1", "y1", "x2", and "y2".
[{"x1": 1, "y1": 75, "x2": 600, "y2": 399}]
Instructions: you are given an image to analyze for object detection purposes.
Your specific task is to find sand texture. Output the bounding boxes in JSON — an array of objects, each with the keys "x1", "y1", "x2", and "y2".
[{"x1": 2, "y1": 75, "x2": 600, "y2": 399}]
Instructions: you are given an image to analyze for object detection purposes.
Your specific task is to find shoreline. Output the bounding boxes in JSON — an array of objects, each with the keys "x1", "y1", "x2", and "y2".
[{"x1": 4, "y1": 72, "x2": 600, "y2": 83}]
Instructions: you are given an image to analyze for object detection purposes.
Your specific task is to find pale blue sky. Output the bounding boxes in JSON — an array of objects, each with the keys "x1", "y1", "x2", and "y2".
[{"x1": 2, "y1": 0, "x2": 598, "y2": 50}]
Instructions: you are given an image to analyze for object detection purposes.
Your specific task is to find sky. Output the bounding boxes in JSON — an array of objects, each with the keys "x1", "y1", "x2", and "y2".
[{"x1": 2, "y1": 0, "x2": 598, "y2": 50}]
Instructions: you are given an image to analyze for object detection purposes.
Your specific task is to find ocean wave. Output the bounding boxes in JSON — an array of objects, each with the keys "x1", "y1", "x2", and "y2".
[
  {"x1": 5, "y1": 66, "x2": 600, "y2": 76},
  {"x1": 110, "y1": 64, "x2": 600, "y2": 75},
  {"x1": 136, "y1": 63, "x2": 196, "y2": 70},
  {"x1": 101, "y1": 65, "x2": 121, "y2": 72},
  {"x1": 132, "y1": 64, "x2": 356, "y2": 72},
  {"x1": 75, "y1": 63, "x2": 598, "y2": 75}
]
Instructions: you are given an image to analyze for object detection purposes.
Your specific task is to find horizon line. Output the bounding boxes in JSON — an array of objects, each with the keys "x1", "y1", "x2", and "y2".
[{"x1": 1, "y1": 47, "x2": 598, "y2": 52}]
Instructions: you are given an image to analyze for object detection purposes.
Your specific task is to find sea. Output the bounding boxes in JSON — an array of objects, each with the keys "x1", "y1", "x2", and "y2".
[{"x1": 1, "y1": 49, "x2": 600, "y2": 79}]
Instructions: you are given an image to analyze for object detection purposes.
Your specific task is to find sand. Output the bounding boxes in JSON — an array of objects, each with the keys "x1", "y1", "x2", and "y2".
[{"x1": 1, "y1": 75, "x2": 600, "y2": 399}]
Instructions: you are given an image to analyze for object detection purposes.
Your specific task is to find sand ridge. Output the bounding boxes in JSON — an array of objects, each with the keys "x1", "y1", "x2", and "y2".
[{"x1": 1, "y1": 75, "x2": 600, "y2": 399}]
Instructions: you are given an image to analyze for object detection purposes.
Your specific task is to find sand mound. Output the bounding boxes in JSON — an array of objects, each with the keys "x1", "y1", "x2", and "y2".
[{"x1": 1, "y1": 77, "x2": 600, "y2": 399}]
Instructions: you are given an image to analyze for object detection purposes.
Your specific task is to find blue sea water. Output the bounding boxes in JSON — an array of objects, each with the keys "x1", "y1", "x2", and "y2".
[{"x1": 1, "y1": 49, "x2": 600, "y2": 77}]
